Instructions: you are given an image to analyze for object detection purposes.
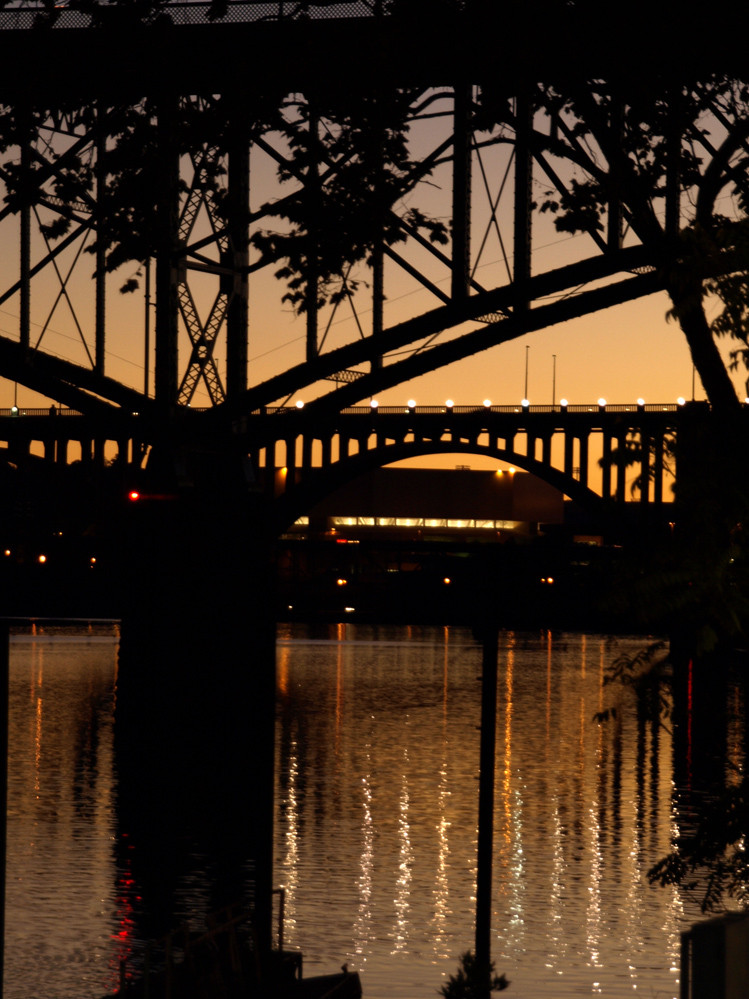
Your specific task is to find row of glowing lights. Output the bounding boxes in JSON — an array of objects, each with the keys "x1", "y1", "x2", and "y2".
[{"x1": 292, "y1": 397, "x2": 694, "y2": 410}]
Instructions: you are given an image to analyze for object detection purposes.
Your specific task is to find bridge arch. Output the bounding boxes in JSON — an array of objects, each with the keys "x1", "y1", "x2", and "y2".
[
  {"x1": 270, "y1": 435, "x2": 606, "y2": 533},
  {"x1": 251, "y1": 405, "x2": 680, "y2": 532}
]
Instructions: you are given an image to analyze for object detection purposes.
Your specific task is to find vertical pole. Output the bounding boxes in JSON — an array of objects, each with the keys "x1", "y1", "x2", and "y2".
[
  {"x1": 155, "y1": 92, "x2": 180, "y2": 408},
  {"x1": 451, "y1": 83, "x2": 472, "y2": 303},
  {"x1": 370, "y1": 89, "x2": 384, "y2": 374},
  {"x1": 305, "y1": 105, "x2": 320, "y2": 365},
  {"x1": 607, "y1": 94, "x2": 623, "y2": 251},
  {"x1": 0, "y1": 620, "x2": 9, "y2": 999},
  {"x1": 19, "y1": 108, "x2": 31, "y2": 353},
  {"x1": 552, "y1": 354, "x2": 556, "y2": 406},
  {"x1": 144, "y1": 258, "x2": 151, "y2": 399},
  {"x1": 513, "y1": 89, "x2": 532, "y2": 316},
  {"x1": 371, "y1": 243, "x2": 383, "y2": 372},
  {"x1": 475, "y1": 626, "x2": 498, "y2": 995},
  {"x1": 225, "y1": 104, "x2": 250, "y2": 400},
  {"x1": 95, "y1": 104, "x2": 107, "y2": 377}
]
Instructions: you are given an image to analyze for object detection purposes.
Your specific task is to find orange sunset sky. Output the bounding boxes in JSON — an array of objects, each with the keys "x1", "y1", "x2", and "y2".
[{"x1": 0, "y1": 92, "x2": 743, "y2": 418}]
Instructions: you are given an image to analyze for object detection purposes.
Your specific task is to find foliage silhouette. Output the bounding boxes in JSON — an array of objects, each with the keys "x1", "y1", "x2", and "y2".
[
  {"x1": 439, "y1": 951, "x2": 509, "y2": 999},
  {"x1": 475, "y1": 76, "x2": 749, "y2": 416}
]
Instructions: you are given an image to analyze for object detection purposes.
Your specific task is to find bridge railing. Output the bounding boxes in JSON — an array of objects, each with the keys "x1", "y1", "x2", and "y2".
[
  {"x1": 260, "y1": 402, "x2": 684, "y2": 416},
  {"x1": 0, "y1": 407, "x2": 82, "y2": 418},
  {"x1": 0, "y1": 402, "x2": 689, "y2": 419}
]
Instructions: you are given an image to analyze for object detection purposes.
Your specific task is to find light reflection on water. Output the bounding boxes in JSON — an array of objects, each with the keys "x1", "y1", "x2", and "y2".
[
  {"x1": 274, "y1": 624, "x2": 704, "y2": 999},
  {"x1": 2, "y1": 623, "x2": 725, "y2": 998},
  {"x1": 7, "y1": 629, "x2": 122, "y2": 999}
]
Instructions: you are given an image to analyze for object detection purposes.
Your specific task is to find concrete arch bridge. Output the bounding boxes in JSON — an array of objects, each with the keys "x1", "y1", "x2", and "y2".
[
  {"x1": 0, "y1": 400, "x2": 684, "y2": 535},
  {"x1": 244, "y1": 401, "x2": 682, "y2": 531}
]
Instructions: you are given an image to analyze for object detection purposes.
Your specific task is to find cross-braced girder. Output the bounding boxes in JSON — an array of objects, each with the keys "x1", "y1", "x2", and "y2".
[{"x1": 0, "y1": 11, "x2": 745, "y2": 420}]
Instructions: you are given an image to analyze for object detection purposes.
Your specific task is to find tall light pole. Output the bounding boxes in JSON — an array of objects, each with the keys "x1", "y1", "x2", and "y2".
[{"x1": 552, "y1": 354, "x2": 556, "y2": 407}]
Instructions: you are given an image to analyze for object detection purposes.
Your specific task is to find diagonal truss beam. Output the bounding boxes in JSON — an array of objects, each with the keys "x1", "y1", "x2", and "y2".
[{"x1": 228, "y1": 245, "x2": 661, "y2": 415}]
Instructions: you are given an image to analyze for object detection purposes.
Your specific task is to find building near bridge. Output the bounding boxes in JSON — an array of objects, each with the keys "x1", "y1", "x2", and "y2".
[
  {"x1": 288, "y1": 466, "x2": 565, "y2": 540},
  {"x1": 277, "y1": 467, "x2": 629, "y2": 627}
]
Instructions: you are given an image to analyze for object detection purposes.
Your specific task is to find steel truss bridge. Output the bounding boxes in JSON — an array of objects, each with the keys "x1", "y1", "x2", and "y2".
[{"x1": 0, "y1": 1, "x2": 744, "y2": 505}]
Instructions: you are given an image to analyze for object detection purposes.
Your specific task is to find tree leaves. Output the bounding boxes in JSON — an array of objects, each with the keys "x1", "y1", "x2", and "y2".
[{"x1": 250, "y1": 89, "x2": 448, "y2": 314}]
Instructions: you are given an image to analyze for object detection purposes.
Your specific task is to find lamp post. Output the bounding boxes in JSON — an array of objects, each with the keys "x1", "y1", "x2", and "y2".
[
  {"x1": 524, "y1": 345, "x2": 529, "y2": 400},
  {"x1": 552, "y1": 354, "x2": 556, "y2": 407}
]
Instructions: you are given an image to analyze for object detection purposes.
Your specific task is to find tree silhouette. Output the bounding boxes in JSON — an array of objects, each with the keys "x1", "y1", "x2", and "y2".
[{"x1": 475, "y1": 76, "x2": 749, "y2": 417}]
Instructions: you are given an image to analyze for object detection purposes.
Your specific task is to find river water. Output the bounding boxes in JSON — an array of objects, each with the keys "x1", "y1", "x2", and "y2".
[{"x1": 3, "y1": 623, "x2": 729, "y2": 997}]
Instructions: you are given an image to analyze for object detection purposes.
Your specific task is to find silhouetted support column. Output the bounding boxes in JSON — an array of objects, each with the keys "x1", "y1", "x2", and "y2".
[
  {"x1": 601, "y1": 433, "x2": 612, "y2": 499},
  {"x1": 95, "y1": 105, "x2": 107, "y2": 377},
  {"x1": 563, "y1": 430, "x2": 573, "y2": 478},
  {"x1": 475, "y1": 625, "x2": 498, "y2": 995},
  {"x1": 118, "y1": 454, "x2": 277, "y2": 968},
  {"x1": 371, "y1": 91, "x2": 384, "y2": 374},
  {"x1": 513, "y1": 90, "x2": 532, "y2": 315},
  {"x1": 451, "y1": 83, "x2": 472, "y2": 303},
  {"x1": 578, "y1": 434, "x2": 589, "y2": 487},
  {"x1": 653, "y1": 432, "x2": 664, "y2": 505},
  {"x1": 225, "y1": 105, "x2": 249, "y2": 400},
  {"x1": 285, "y1": 436, "x2": 296, "y2": 484},
  {"x1": 155, "y1": 93, "x2": 180, "y2": 407},
  {"x1": 607, "y1": 95, "x2": 623, "y2": 251},
  {"x1": 305, "y1": 107, "x2": 320, "y2": 365},
  {"x1": 640, "y1": 433, "x2": 650, "y2": 506},
  {"x1": 371, "y1": 242, "x2": 383, "y2": 373},
  {"x1": 302, "y1": 435, "x2": 312, "y2": 469},
  {"x1": 19, "y1": 107, "x2": 31, "y2": 353},
  {"x1": 615, "y1": 433, "x2": 626, "y2": 504}
]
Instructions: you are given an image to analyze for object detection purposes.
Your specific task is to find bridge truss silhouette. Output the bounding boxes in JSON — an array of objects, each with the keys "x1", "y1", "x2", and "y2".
[{"x1": 0, "y1": 0, "x2": 743, "y2": 499}]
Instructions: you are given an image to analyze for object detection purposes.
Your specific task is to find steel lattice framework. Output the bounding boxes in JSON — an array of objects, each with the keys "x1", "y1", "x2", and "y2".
[{"x1": 0, "y1": 1, "x2": 745, "y2": 428}]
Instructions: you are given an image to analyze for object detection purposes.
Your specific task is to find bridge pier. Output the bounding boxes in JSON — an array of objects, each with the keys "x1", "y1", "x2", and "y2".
[{"x1": 115, "y1": 449, "x2": 277, "y2": 962}]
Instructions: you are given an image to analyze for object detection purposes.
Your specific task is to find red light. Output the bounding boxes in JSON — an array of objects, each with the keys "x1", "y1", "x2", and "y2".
[{"x1": 128, "y1": 490, "x2": 140, "y2": 501}]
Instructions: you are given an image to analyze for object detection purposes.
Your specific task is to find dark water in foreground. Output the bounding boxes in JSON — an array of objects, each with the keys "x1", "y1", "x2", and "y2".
[{"x1": 3, "y1": 624, "x2": 734, "y2": 997}]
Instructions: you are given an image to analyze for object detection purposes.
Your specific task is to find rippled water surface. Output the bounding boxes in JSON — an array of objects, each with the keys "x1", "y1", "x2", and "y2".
[
  {"x1": 3, "y1": 623, "x2": 724, "y2": 997},
  {"x1": 275, "y1": 624, "x2": 709, "y2": 999},
  {"x1": 7, "y1": 627, "x2": 121, "y2": 999}
]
